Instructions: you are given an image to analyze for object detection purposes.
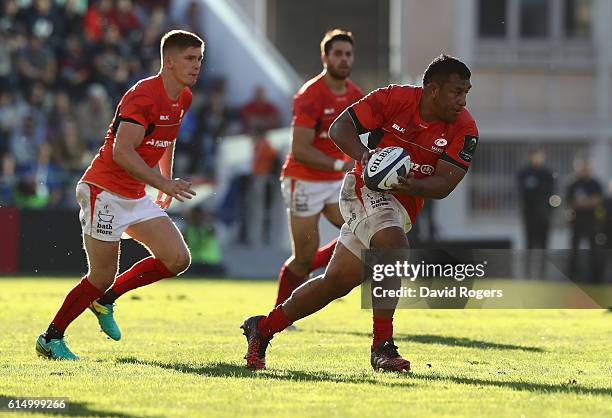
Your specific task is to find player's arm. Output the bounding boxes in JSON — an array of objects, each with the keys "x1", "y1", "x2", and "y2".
[
  {"x1": 113, "y1": 121, "x2": 194, "y2": 202},
  {"x1": 292, "y1": 126, "x2": 352, "y2": 171},
  {"x1": 392, "y1": 123, "x2": 478, "y2": 199},
  {"x1": 330, "y1": 87, "x2": 392, "y2": 165},
  {"x1": 391, "y1": 160, "x2": 466, "y2": 199},
  {"x1": 155, "y1": 141, "x2": 176, "y2": 209},
  {"x1": 159, "y1": 141, "x2": 174, "y2": 179},
  {"x1": 328, "y1": 110, "x2": 369, "y2": 162}
]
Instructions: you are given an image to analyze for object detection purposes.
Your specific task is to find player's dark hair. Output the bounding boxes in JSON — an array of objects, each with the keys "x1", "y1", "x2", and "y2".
[
  {"x1": 422, "y1": 54, "x2": 471, "y2": 86},
  {"x1": 160, "y1": 30, "x2": 204, "y2": 59},
  {"x1": 320, "y1": 29, "x2": 354, "y2": 56}
]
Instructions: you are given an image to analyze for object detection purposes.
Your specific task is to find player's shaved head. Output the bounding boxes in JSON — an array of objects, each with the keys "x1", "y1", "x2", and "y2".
[
  {"x1": 160, "y1": 30, "x2": 204, "y2": 60},
  {"x1": 423, "y1": 54, "x2": 471, "y2": 86},
  {"x1": 320, "y1": 29, "x2": 354, "y2": 56}
]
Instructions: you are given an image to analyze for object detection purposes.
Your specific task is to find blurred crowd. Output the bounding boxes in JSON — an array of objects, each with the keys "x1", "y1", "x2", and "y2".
[
  {"x1": 0, "y1": 0, "x2": 281, "y2": 210},
  {"x1": 518, "y1": 150, "x2": 612, "y2": 281}
]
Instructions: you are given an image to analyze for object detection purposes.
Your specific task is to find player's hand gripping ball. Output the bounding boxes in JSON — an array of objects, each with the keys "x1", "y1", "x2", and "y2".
[{"x1": 363, "y1": 146, "x2": 411, "y2": 191}]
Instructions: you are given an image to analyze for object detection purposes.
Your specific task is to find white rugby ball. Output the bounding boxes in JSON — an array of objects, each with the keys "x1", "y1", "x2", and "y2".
[{"x1": 363, "y1": 146, "x2": 411, "y2": 191}]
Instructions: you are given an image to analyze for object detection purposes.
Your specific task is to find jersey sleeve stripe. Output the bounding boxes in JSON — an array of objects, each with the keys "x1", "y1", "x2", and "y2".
[
  {"x1": 118, "y1": 116, "x2": 144, "y2": 126},
  {"x1": 347, "y1": 107, "x2": 368, "y2": 134},
  {"x1": 440, "y1": 153, "x2": 469, "y2": 170}
]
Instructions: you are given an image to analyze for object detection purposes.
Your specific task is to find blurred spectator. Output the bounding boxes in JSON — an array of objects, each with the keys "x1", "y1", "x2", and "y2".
[
  {"x1": 0, "y1": 91, "x2": 19, "y2": 178},
  {"x1": 566, "y1": 157, "x2": 604, "y2": 282},
  {"x1": 175, "y1": 96, "x2": 203, "y2": 176},
  {"x1": 0, "y1": 0, "x2": 25, "y2": 35},
  {"x1": 91, "y1": 24, "x2": 131, "y2": 102},
  {"x1": 11, "y1": 114, "x2": 48, "y2": 179},
  {"x1": 246, "y1": 131, "x2": 279, "y2": 245},
  {"x1": 145, "y1": 6, "x2": 168, "y2": 34},
  {"x1": 49, "y1": 116, "x2": 88, "y2": 207},
  {"x1": 83, "y1": 0, "x2": 114, "y2": 42},
  {"x1": 19, "y1": 0, "x2": 60, "y2": 41},
  {"x1": 14, "y1": 176, "x2": 49, "y2": 209},
  {"x1": 517, "y1": 149, "x2": 555, "y2": 278},
  {"x1": 240, "y1": 86, "x2": 281, "y2": 135},
  {"x1": 15, "y1": 82, "x2": 49, "y2": 149},
  {"x1": 76, "y1": 84, "x2": 113, "y2": 151},
  {"x1": 135, "y1": 26, "x2": 161, "y2": 75},
  {"x1": 178, "y1": 1, "x2": 205, "y2": 35},
  {"x1": 0, "y1": 30, "x2": 16, "y2": 91},
  {"x1": 198, "y1": 80, "x2": 232, "y2": 178},
  {"x1": 55, "y1": 0, "x2": 84, "y2": 39},
  {"x1": 17, "y1": 32, "x2": 57, "y2": 90},
  {"x1": 601, "y1": 180, "x2": 612, "y2": 249},
  {"x1": 108, "y1": 0, "x2": 142, "y2": 43},
  {"x1": 182, "y1": 206, "x2": 225, "y2": 276},
  {"x1": 57, "y1": 34, "x2": 90, "y2": 98}
]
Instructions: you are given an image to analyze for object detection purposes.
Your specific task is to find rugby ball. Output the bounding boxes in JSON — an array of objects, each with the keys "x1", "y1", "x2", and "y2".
[{"x1": 363, "y1": 147, "x2": 411, "y2": 191}]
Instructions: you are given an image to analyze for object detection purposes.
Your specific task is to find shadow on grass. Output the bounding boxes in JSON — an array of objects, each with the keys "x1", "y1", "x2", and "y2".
[
  {"x1": 408, "y1": 373, "x2": 612, "y2": 397},
  {"x1": 116, "y1": 357, "x2": 612, "y2": 397},
  {"x1": 116, "y1": 357, "x2": 413, "y2": 387},
  {"x1": 323, "y1": 330, "x2": 544, "y2": 352},
  {"x1": 0, "y1": 396, "x2": 151, "y2": 417}
]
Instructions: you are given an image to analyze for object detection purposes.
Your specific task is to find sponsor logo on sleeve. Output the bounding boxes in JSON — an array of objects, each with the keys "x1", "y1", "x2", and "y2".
[{"x1": 458, "y1": 135, "x2": 478, "y2": 162}]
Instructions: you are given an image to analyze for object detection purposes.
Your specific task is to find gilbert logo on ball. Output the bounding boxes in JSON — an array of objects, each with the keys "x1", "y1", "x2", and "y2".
[{"x1": 364, "y1": 147, "x2": 411, "y2": 191}]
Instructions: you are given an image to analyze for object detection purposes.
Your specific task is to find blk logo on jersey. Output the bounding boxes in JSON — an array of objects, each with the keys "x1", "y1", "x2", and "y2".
[
  {"x1": 159, "y1": 115, "x2": 170, "y2": 121},
  {"x1": 324, "y1": 108, "x2": 335, "y2": 115},
  {"x1": 392, "y1": 123, "x2": 406, "y2": 133}
]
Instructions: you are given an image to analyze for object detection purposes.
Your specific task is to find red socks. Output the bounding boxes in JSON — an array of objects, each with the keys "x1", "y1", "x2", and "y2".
[
  {"x1": 110, "y1": 256, "x2": 174, "y2": 299},
  {"x1": 257, "y1": 305, "x2": 292, "y2": 338},
  {"x1": 274, "y1": 264, "x2": 305, "y2": 306},
  {"x1": 47, "y1": 258, "x2": 174, "y2": 336},
  {"x1": 309, "y1": 238, "x2": 338, "y2": 271},
  {"x1": 372, "y1": 316, "x2": 393, "y2": 350},
  {"x1": 51, "y1": 276, "x2": 103, "y2": 333},
  {"x1": 273, "y1": 239, "x2": 338, "y2": 307}
]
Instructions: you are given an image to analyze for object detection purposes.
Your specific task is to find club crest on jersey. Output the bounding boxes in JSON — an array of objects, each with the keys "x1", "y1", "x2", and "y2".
[
  {"x1": 145, "y1": 139, "x2": 172, "y2": 148},
  {"x1": 392, "y1": 123, "x2": 405, "y2": 133},
  {"x1": 434, "y1": 138, "x2": 447, "y2": 147}
]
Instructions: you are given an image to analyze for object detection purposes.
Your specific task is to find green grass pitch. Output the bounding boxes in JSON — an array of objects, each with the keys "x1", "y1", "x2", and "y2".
[{"x1": 1, "y1": 277, "x2": 611, "y2": 417}]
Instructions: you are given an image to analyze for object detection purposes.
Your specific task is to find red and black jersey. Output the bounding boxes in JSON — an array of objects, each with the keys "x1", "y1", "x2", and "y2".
[
  {"x1": 348, "y1": 84, "x2": 479, "y2": 222},
  {"x1": 281, "y1": 73, "x2": 364, "y2": 181},
  {"x1": 82, "y1": 74, "x2": 192, "y2": 198}
]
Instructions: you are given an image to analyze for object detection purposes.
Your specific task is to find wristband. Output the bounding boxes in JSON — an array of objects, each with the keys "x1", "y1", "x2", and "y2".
[{"x1": 333, "y1": 159, "x2": 345, "y2": 171}]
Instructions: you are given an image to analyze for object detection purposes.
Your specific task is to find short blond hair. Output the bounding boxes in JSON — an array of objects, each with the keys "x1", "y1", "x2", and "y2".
[{"x1": 160, "y1": 30, "x2": 204, "y2": 60}]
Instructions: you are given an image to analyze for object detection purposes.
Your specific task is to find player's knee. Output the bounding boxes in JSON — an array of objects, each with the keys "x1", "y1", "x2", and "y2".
[
  {"x1": 165, "y1": 249, "x2": 191, "y2": 276},
  {"x1": 88, "y1": 268, "x2": 116, "y2": 291},
  {"x1": 293, "y1": 248, "x2": 316, "y2": 272},
  {"x1": 292, "y1": 257, "x2": 311, "y2": 274}
]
